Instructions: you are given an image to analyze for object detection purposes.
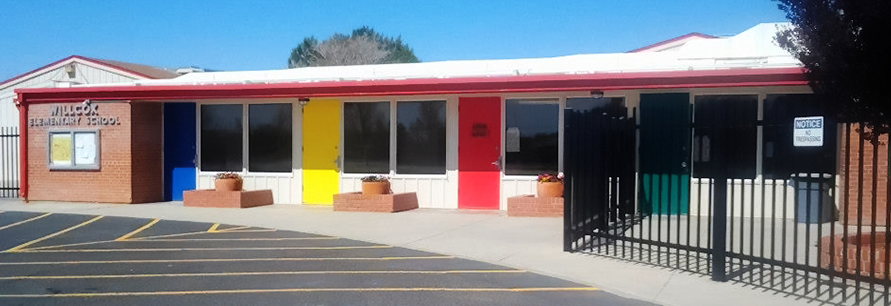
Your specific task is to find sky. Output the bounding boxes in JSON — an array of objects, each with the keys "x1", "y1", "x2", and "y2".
[{"x1": 0, "y1": 0, "x2": 790, "y2": 81}]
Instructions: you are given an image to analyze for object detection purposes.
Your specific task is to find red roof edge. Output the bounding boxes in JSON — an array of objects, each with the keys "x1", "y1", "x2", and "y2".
[
  {"x1": 628, "y1": 33, "x2": 718, "y2": 53},
  {"x1": 0, "y1": 55, "x2": 164, "y2": 88}
]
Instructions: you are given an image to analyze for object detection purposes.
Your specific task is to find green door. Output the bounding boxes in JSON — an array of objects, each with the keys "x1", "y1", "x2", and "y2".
[{"x1": 639, "y1": 93, "x2": 690, "y2": 215}]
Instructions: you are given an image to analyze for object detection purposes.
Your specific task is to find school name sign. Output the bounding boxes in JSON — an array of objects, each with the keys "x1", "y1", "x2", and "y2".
[
  {"x1": 793, "y1": 116, "x2": 823, "y2": 147},
  {"x1": 29, "y1": 104, "x2": 122, "y2": 127}
]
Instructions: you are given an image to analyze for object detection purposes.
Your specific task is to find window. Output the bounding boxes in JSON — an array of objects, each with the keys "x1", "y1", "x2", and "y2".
[
  {"x1": 343, "y1": 102, "x2": 390, "y2": 173},
  {"x1": 396, "y1": 100, "x2": 446, "y2": 174},
  {"x1": 692, "y1": 95, "x2": 758, "y2": 179},
  {"x1": 566, "y1": 97, "x2": 625, "y2": 116},
  {"x1": 249, "y1": 104, "x2": 292, "y2": 172},
  {"x1": 200, "y1": 104, "x2": 243, "y2": 171},
  {"x1": 48, "y1": 130, "x2": 99, "y2": 170},
  {"x1": 504, "y1": 99, "x2": 559, "y2": 175},
  {"x1": 762, "y1": 94, "x2": 836, "y2": 179}
]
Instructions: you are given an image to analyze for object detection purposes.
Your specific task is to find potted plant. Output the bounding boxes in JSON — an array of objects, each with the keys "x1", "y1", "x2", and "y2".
[
  {"x1": 537, "y1": 172, "x2": 564, "y2": 198},
  {"x1": 361, "y1": 175, "x2": 391, "y2": 195},
  {"x1": 214, "y1": 172, "x2": 243, "y2": 192}
]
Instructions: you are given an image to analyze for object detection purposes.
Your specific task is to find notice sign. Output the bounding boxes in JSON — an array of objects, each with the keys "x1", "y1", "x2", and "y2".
[{"x1": 793, "y1": 116, "x2": 824, "y2": 147}]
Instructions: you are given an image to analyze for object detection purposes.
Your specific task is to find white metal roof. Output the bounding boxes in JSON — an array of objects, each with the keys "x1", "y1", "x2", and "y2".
[{"x1": 87, "y1": 23, "x2": 799, "y2": 88}]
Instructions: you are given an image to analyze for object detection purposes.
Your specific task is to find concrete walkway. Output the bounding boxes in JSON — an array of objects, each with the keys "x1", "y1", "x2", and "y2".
[{"x1": 0, "y1": 199, "x2": 817, "y2": 306}]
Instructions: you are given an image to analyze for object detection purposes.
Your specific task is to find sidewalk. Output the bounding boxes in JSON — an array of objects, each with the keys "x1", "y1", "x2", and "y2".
[{"x1": 0, "y1": 199, "x2": 815, "y2": 306}]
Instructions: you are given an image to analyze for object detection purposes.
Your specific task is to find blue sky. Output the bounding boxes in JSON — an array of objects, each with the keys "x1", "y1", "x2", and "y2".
[{"x1": 0, "y1": 0, "x2": 789, "y2": 81}]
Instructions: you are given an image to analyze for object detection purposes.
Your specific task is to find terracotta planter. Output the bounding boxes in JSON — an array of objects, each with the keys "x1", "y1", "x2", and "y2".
[
  {"x1": 215, "y1": 178, "x2": 243, "y2": 192},
  {"x1": 537, "y1": 182, "x2": 564, "y2": 198},
  {"x1": 362, "y1": 181, "x2": 390, "y2": 195}
]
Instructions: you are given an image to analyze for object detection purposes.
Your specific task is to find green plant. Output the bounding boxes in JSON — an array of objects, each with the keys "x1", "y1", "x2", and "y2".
[
  {"x1": 537, "y1": 172, "x2": 564, "y2": 183},
  {"x1": 360, "y1": 175, "x2": 389, "y2": 183},
  {"x1": 214, "y1": 172, "x2": 243, "y2": 182}
]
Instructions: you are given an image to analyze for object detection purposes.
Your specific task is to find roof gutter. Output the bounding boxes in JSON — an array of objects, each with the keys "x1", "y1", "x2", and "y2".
[{"x1": 16, "y1": 67, "x2": 807, "y2": 104}]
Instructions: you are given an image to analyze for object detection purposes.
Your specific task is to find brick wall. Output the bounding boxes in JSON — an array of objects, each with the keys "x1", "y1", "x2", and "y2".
[
  {"x1": 837, "y1": 124, "x2": 889, "y2": 226},
  {"x1": 130, "y1": 103, "x2": 163, "y2": 203},
  {"x1": 27, "y1": 102, "x2": 163, "y2": 204}
]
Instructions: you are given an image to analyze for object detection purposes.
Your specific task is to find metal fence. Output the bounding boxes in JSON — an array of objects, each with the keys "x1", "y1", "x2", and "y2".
[
  {"x1": 564, "y1": 104, "x2": 890, "y2": 306},
  {"x1": 1, "y1": 127, "x2": 19, "y2": 198}
]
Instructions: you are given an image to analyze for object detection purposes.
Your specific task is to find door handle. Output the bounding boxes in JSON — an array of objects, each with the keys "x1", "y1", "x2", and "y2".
[{"x1": 491, "y1": 156, "x2": 502, "y2": 170}]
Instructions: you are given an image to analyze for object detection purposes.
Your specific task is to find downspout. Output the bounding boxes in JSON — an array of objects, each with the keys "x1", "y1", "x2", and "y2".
[{"x1": 15, "y1": 94, "x2": 28, "y2": 202}]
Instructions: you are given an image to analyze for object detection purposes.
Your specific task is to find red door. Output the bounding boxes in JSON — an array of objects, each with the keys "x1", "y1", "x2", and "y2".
[{"x1": 458, "y1": 97, "x2": 501, "y2": 209}]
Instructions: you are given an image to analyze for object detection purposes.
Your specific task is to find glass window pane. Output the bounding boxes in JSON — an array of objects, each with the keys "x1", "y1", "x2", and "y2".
[
  {"x1": 762, "y1": 94, "x2": 836, "y2": 179},
  {"x1": 343, "y1": 102, "x2": 390, "y2": 173},
  {"x1": 249, "y1": 104, "x2": 292, "y2": 172},
  {"x1": 201, "y1": 104, "x2": 243, "y2": 171},
  {"x1": 566, "y1": 97, "x2": 625, "y2": 116},
  {"x1": 504, "y1": 99, "x2": 559, "y2": 175},
  {"x1": 397, "y1": 101, "x2": 446, "y2": 174},
  {"x1": 693, "y1": 95, "x2": 758, "y2": 179}
]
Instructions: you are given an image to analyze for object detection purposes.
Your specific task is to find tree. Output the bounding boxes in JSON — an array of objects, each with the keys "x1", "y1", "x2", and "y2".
[
  {"x1": 288, "y1": 26, "x2": 419, "y2": 68},
  {"x1": 775, "y1": 0, "x2": 891, "y2": 140}
]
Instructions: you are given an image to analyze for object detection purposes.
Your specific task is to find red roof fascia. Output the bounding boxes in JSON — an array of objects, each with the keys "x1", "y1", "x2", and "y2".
[
  {"x1": 0, "y1": 55, "x2": 162, "y2": 88},
  {"x1": 16, "y1": 67, "x2": 807, "y2": 104},
  {"x1": 628, "y1": 33, "x2": 718, "y2": 53}
]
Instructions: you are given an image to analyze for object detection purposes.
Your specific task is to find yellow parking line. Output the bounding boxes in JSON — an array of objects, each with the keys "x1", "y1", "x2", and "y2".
[
  {"x1": 115, "y1": 219, "x2": 159, "y2": 241},
  {"x1": 0, "y1": 287, "x2": 598, "y2": 298},
  {"x1": 0, "y1": 269, "x2": 527, "y2": 280},
  {"x1": 125, "y1": 237, "x2": 338, "y2": 242},
  {"x1": 130, "y1": 229, "x2": 277, "y2": 240},
  {"x1": 0, "y1": 255, "x2": 455, "y2": 266},
  {"x1": 207, "y1": 223, "x2": 221, "y2": 232},
  {"x1": 20, "y1": 245, "x2": 391, "y2": 253},
  {"x1": 0, "y1": 212, "x2": 52, "y2": 231},
  {"x1": 4, "y1": 215, "x2": 103, "y2": 253},
  {"x1": 24, "y1": 239, "x2": 117, "y2": 251}
]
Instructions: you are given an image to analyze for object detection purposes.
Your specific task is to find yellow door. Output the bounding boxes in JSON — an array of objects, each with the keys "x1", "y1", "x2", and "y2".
[{"x1": 302, "y1": 99, "x2": 340, "y2": 204}]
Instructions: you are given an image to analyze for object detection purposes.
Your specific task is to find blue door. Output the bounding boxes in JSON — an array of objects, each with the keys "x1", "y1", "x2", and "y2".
[{"x1": 164, "y1": 103, "x2": 197, "y2": 201}]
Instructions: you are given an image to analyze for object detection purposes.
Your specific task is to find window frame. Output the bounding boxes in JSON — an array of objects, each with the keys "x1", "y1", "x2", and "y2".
[
  {"x1": 197, "y1": 102, "x2": 296, "y2": 177},
  {"x1": 46, "y1": 129, "x2": 101, "y2": 170},
  {"x1": 338, "y1": 98, "x2": 453, "y2": 179}
]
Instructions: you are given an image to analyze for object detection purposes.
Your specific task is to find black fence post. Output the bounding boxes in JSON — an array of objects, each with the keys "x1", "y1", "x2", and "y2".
[
  {"x1": 563, "y1": 109, "x2": 574, "y2": 252},
  {"x1": 711, "y1": 116, "x2": 728, "y2": 282}
]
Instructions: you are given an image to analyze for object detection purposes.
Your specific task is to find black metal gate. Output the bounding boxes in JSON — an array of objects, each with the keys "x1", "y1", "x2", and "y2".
[
  {"x1": 564, "y1": 98, "x2": 891, "y2": 306},
  {"x1": 1, "y1": 127, "x2": 19, "y2": 198}
]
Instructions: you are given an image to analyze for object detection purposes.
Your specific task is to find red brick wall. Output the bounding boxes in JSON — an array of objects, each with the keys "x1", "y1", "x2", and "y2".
[
  {"x1": 27, "y1": 102, "x2": 163, "y2": 204},
  {"x1": 837, "y1": 124, "x2": 889, "y2": 226},
  {"x1": 130, "y1": 103, "x2": 163, "y2": 203}
]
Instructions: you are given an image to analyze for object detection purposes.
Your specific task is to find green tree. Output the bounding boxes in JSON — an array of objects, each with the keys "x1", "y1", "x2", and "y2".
[
  {"x1": 288, "y1": 26, "x2": 419, "y2": 68},
  {"x1": 775, "y1": 0, "x2": 891, "y2": 140}
]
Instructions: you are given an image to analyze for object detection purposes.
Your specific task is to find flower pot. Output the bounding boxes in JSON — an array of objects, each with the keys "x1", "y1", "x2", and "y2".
[
  {"x1": 215, "y1": 178, "x2": 242, "y2": 192},
  {"x1": 537, "y1": 182, "x2": 564, "y2": 198},
  {"x1": 362, "y1": 181, "x2": 390, "y2": 195}
]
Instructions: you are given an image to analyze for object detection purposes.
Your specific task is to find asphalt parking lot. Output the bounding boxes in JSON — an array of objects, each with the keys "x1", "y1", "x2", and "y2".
[{"x1": 0, "y1": 210, "x2": 654, "y2": 306}]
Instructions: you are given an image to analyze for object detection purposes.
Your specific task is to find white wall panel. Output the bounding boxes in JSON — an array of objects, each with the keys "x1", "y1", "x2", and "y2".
[{"x1": 500, "y1": 177, "x2": 538, "y2": 210}]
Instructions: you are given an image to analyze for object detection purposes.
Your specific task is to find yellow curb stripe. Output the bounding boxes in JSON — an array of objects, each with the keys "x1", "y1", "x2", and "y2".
[
  {"x1": 0, "y1": 287, "x2": 598, "y2": 298},
  {"x1": 0, "y1": 270, "x2": 527, "y2": 280},
  {"x1": 131, "y1": 229, "x2": 277, "y2": 240},
  {"x1": 20, "y1": 245, "x2": 391, "y2": 253},
  {"x1": 4, "y1": 215, "x2": 103, "y2": 253},
  {"x1": 0, "y1": 255, "x2": 455, "y2": 266},
  {"x1": 0, "y1": 212, "x2": 52, "y2": 231},
  {"x1": 217, "y1": 225, "x2": 251, "y2": 232},
  {"x1": 125, "y1": 237, "x2": 338, "y2": 242},
  {"x1": 115, "y1": 219, "x2": 159, "y2": 241},
  {"x1": 207, "y1": 223, "x2": 221, "y2": 233}
]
